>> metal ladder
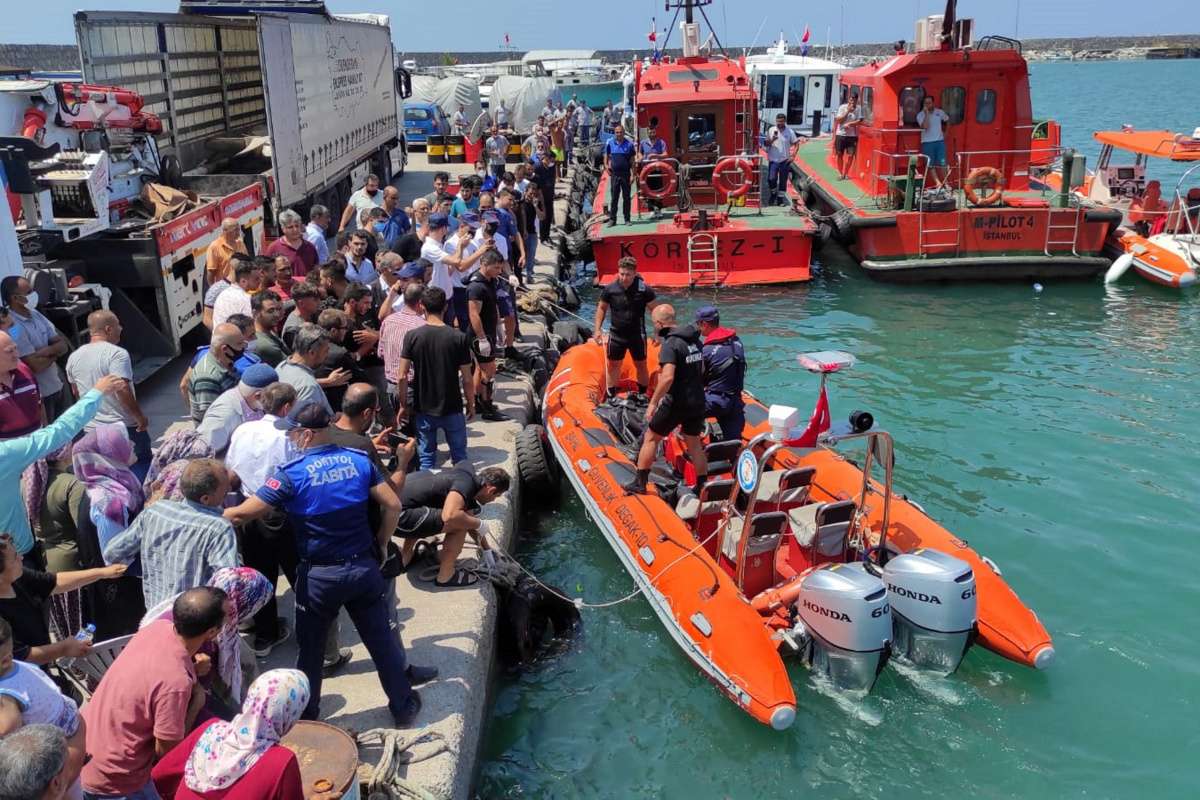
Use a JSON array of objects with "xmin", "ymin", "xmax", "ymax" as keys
[
  {"xmin": 917, "ymin": 207, "xmax": 961, "ymax": 256},
  {"xmin": 687, "ymin": 232, "xmax": 721, "ymax": 287},
  {"xmin": 1044, "ymin": 205, "xmax": 1083, "ymax": 256}
]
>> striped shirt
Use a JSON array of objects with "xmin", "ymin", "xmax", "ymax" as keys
[
  {"xmin": 102, "ymin": 499, "xmax": 240, "ymax": 609},
  {"xmin": 188, "ymin": 352, "xmax": 238, "ymax": 423},
  {"xmin": 378, "ymin": 305, "xmax": 426, "ymax": 383}
]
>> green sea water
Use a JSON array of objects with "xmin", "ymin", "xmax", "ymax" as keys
[{"xmin": 479, "ymin": 60, "xmax": 1200, "ymax": 799}]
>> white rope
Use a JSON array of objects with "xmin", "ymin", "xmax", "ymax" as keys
[{"xmin": 356, "ymin": 728, "xmax": 450, "ymax": 800}]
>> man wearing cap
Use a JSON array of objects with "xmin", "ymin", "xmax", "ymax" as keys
[
  {"xmin": 695, "ymin": 305, "xmax": 747, "ymax": 441},
  {"xmin": 421, "ymin": 213, "xmax": 489, "ymax": 331},
  {"xmin": 195, "ymin": 363, "xmax": 277, "ymax": 456},
  {"xmin": 379, "ymin": 260, "xmax": 425, "ymax": 321},
  {"xmin": 224, "ymin": 404, "xmax": 434, "ymax": 725}
]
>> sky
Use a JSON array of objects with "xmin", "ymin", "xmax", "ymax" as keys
[{"xmin": 10, "ymin": 1, "xmax": 1198, "ymax": 48}]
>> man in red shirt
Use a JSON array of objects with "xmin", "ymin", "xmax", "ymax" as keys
[
  {"xmin": 0, "ymin": 330, "xmax": 42, "ymax": 439},
  {"xmin": 81, "ymin": 587, "xmax": 227, "ymax": 799},
  {"xmin": 265, "ymin": 210, "xmax": 319, "ymax": 279}
]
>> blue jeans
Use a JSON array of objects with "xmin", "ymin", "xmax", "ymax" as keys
[
  {"xmin": 524, "ymin": 232, "xmax": 539, "ymax": 279},
  {"xmin": 128, "ymin": 427, "xmax": 152, "ymax": 483},
  {"xmin": 416, "ymin": 411, "xmax": 468, "ymax": 469},
  {"xmin": 84, "ymin": 781, "xmax": 161, "ymax": 800},
  {"xmin": 491, "ymin": 163, "xmax": 506, "ymax": 179},
  {"xmin": 451, "ymin": 286, "xmax": 470, "ymax": 332},
  {"xmin": 294, "ymin": 554, "xmax": 413, "ymax": 720}
]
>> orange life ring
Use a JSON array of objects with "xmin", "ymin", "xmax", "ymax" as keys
[
  {"xmin": 638, "ymin": 160, "xmax": 678, "ymax": 200},
  {"xmin": 964, "ymin": 166, "xmax": 1004, "ymax": 206},
  {"xmin": 713, "ymin": 157, "xmax": 755, "ymax": 198}
]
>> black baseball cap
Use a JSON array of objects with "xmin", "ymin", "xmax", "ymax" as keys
[{"xmin": 274, "ymin": 402, "xmax": 332, "ymax": 431}]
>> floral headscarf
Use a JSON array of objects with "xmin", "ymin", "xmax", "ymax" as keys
[
  {"xmin": 141, "ymin": 567, "xmax": 273, "ymax": 701},
  {"xmin": 72, "ymin": 424, "xmax": 144, "ymax": 526},
  {"xmin": 142, "ymin": 427, "xmax": 211, "ymax": 495},
  {"xmin": 184, "ymin": 669, "xmax": 310, "ymax": 793}
]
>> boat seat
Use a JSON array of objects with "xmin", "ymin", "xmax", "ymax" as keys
[
  {"xmin": 677, "ymin": 479, "xmax": 734, "ymax": 556},
  {"xmin": 788, "ymin": 500, "xmax": 856, "ymax": 565},
  {"xmin": 720, "ymin": 510, "xmax": 788, "ymax": 563},
  {"xmin": 741, "ymin": 512, "xmax": 790, "ymax": 596},
  {"xmin": 755, "ymin": 467, "xmax": 816, "ymax": 510},
  {"xmin": 704, "ymin": 439, "xmax": 742, "ymax": 476}
]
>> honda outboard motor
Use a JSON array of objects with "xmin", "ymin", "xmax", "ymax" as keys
[
  {"xmin": 792, "ymin": 563, "xmax": 891, "ymax": 691},
  {"xmin": 882, "ymin": 548, "xmax": 976, "ymax": 674}
]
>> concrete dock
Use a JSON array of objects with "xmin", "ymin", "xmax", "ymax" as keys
[{"xmin": 132, "ymin": 153, "xmax": 563, "ymax": 799}]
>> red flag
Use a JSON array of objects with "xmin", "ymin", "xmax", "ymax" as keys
[
  {"xmin": 801, "ymin": 25, "xmax": 811, "ymax": 43},
  {"xmin": 648, "ymin": 28, "xmax": 657, "ymax": 43},
  {"xmin": 504, "ymin": 32, "xmax": 510, "ymax": 45},
  {"xmin": 783, "ymin": 382, "xmax": 831, "ymax": 448}
]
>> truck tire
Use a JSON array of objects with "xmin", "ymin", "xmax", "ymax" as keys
[{"xmin": 516, "ymin": 424, "xmax": 559, "ymax": 496}]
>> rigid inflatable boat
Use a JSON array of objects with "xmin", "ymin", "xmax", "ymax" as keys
[{"xmin": 543, "ymin": 343, "xmax": 1053, "ymax": 729}]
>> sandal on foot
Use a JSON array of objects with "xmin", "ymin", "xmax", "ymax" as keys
[{"xmin": 434, "ymin": 568, "xmax": 479, "ymax": 588}]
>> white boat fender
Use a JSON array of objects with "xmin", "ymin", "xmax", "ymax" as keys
[{"xmin": 1104, "ymin": 253, "xmax": 1134, "ymax": 284}]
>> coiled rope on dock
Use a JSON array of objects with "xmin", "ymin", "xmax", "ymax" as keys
[{"xmin": 356, "ymin": 728, "xmax": 450, "ymax": 800}]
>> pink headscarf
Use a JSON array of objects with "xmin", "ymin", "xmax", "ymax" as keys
[
  {"xmin": 184, "ymin": 669, "xmax": 310, "ymax": 793},
  {"xmin": 72, "ymin": 424, "xmax": 144, "ymax": 525}
]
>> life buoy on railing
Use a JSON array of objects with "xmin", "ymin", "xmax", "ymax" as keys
[
  {"xmin": 963, "ymin": 166, "xmax": 1004, "ymax": 206},
  {"xmin": 638, "ymin": 160, "xmax": 678, "ymax": 200},
  {"xmin": 713, "ymin": 157, "xmax": 755, "ymax": 198}
]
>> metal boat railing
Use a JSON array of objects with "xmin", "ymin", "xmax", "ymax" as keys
[{"xmin": 631, "ymin": 152, "xmax": 770, "ymax": 220}]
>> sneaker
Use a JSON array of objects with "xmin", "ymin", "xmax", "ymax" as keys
[
  {"xmin": 391, "ymin": 691, "xmax": 422, "ymax": 727},
  {"xmin": 322, "ymin": 648, "xmax": 352, "ymax": 677},
  {"xmin": 406, "ymin": 664, "xmax": 438, "ymax": 686},
  {"xmin": 481, "ymin": 405, "xmax": 508, "ymax": 422},
  {"xmin": 250, "ymin": 620, "xmax": 292, "ymax": 658}
]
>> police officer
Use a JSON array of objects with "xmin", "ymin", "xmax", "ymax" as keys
[
  {"xmin": 603, "ymin": 123, "xmax": 637, "ymax": 226},
  {"xmin": 593, "ymin": 256, "xmax": 656, "ymax": 400},
  {"xmin": 623, "ymin": 304, "xmax": 709, "ymax": 496},
  {"xmin": 224, "ymin": 403, "xmax": 435, "ymax": 725},
  {"xmin": 694, "ymin": 305, "xmax": 747, "ymax": 441}
]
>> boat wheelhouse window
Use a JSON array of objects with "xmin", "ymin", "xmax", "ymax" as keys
[
  {"xmin": 860, "ymin": 86, "xmax": 874, "ymax": 125},
  {"xmin": 941, "ymin": 87, "xmax": 966, "ymax": 124},
  {"xmin": 976, "ymin": 89, "xmax": 997, "ymax": 124},
  {"xmin": 899, "ymin": 86, "xmax": 925, "ymax": 125},
  {"xmin": 823, "ymin": 75, "xmax": 834, "ymax": 109},
  {"xmin": 669, "ymin": 68, "xmax": 719, "ymax": 83},
  {"xmin": 686, "ymin": 113, "xmax": 718, "ymax": 148},
  {"xmin": 786, "ymin": 75, "xmax": 806, "ymax": 126},
  {"xmin": 761, "ymin": 74, "xmax": 785, "ymax": 109}
]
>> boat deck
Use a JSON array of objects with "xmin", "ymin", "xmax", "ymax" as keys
[
  {"xmin": 793, "ymin": 137, "xmax": 1060, "ymax": 218},
  {"xmin": 591, "ymin": 199, "xmax": 816, "ymax": 238}
]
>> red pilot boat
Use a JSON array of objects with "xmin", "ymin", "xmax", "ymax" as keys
[
  {"xmin": 789, "ymin": 1, "xmax": 1121, "ymax": 281},
  {"xmin": 587, "ymin": 0, "xmax": 817, "ymax": 288}
]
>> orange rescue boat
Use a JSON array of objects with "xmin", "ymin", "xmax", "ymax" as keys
[{"xmin": 543, "ymin": 342, "xmax": 1053, "ymax": 729}]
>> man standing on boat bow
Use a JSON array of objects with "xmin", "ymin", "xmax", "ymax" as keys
[
  {"xmin": 623, "ymin": 305, "xmax": 708, "ymax": 497},
  {"xmin": 594, "ymin": 256, "xmax": 656, "ymax": 400}
]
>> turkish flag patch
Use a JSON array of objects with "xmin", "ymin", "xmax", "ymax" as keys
[{"xmin": 265, "ymin": 477, "xmax": 281, "ymax": 491}]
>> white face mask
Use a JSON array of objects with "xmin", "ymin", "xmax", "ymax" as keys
[{"xmin": 25, "ymin": 291, "xmax": 39, "ymax": 309}]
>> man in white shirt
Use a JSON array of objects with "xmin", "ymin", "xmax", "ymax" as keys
[
  {"xmin": 342, "ymin": 230, "xmax": 377, "ymax": 284},
  {"xmin": 765, "ymin": 113, "xmax": 801, "ymax": 205},
  {"xmin": 338, "ymin": 174, "xmax": 383, "ymax": 232},
  {"xmin": 834, "ymin": 94, "xmax": 861, "ymax": 180},
  {"xmin": 211, "ymin": 259, "xmax": 260, "ymax": 329},
  {"xmin": 917, "ymin": 95, "xmax": 952, "ymax": 188},
  {"xmin": 305, "ymin": 206, "xmax": 331, "ymax": 262},
  {"xmin": 452, "ymin": 104, "xmax": 469, "ymax": 134},
  {"xmin": 421, "ymin": 213, "xmax": 489, "ymax": 330},
  {"xmin": 574, "ymin": 103, "xmax": 594, "ymax": 146},
  {"xmin": 224, "ymin": 381, "xmax": 298, "ymax": 655},
  {"xmin": 494, "ymin": 100, "xmax": 509, "ymax": 128}
]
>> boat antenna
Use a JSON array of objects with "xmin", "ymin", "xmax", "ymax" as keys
[
  {"xmin": 940, "ymin": 0, "xmax": 957, "ymax": 48},
  {"xmin": 746, "ymin": 15, "xmax": 768, "ymax": 56},
  {"xmin": 663, "ymin": 0, "xmax": 727, "ymax": 56}
]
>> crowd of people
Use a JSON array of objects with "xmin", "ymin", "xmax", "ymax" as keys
[{"xmin": 0, "ymin": 163, "xmax": 546, "ymax": 798}]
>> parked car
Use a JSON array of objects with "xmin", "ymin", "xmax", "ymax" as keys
[{"xmin": 403, "ymin": 101, "xmax": 449, "ymax": 147}]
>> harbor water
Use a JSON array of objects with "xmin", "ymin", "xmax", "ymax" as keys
[{"xmin": 479, "ymin": 60, "xmax": 1200, "ymax": 798}]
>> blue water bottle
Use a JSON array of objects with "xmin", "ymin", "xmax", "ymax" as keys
[{"xmin": 74, "ymin": 624, "xmax": 96, "ymax": 645}]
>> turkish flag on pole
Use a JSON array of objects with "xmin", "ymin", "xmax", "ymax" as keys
[
  {"xmin": 783, "ymin": 382, "xmax": 831, "ymax": 448},
  {"xmin": 504, "ymin": 32, "xmax": 510, "ymax": 44},
  {"xmin": 801, "ymin": 26, "xmax": 811, "ymax": 42},
  {"xmin": 648, "ymin": 17, "xmax": 657, "ymax": 43}
]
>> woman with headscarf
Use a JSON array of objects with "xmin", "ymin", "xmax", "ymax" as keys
[
  {"xmin": 142, "ymin": 567, "xmax": 273, "ymax": 716},
  {"xmin": 151, "ymin": 669, "xmax": 309, "ymax": 800},
  {"xmin": 71, "ymin": 423, "xmax": 145, "ymax": 551},
  {"xmin": 143, "ymin": 428, "xmax": 213, "ymax": 496}
]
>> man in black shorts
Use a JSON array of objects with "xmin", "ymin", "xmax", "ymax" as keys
[
  {"xmin": 834, "ymin": 93, "xmax": 861, "ymax": 180},
  {"xmin": 466, "ymin": 250, "xmax": 506, "ymax": 421},
  {"xmin": 623, "ymin": 304, "xmax": 709, "ymax": 496},
  {"xmin": 593, "ymin": 256, "xmax": 656, "ymax": 400},
  {"xmin": 396, "ymin": 462, "xmax": 511, "ymax": 587}
]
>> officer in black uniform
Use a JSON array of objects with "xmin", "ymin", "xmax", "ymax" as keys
[
  {"xmin": 695, "ymin": 305, "xmax": 747, "ymax": 441},
  {"xmin": 593, "ymin": 256, "xmax": 656, "ymax": 400},
  {"xmin": 623, "ymin": 304, "xmax": 709, "ymax": 495}
]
